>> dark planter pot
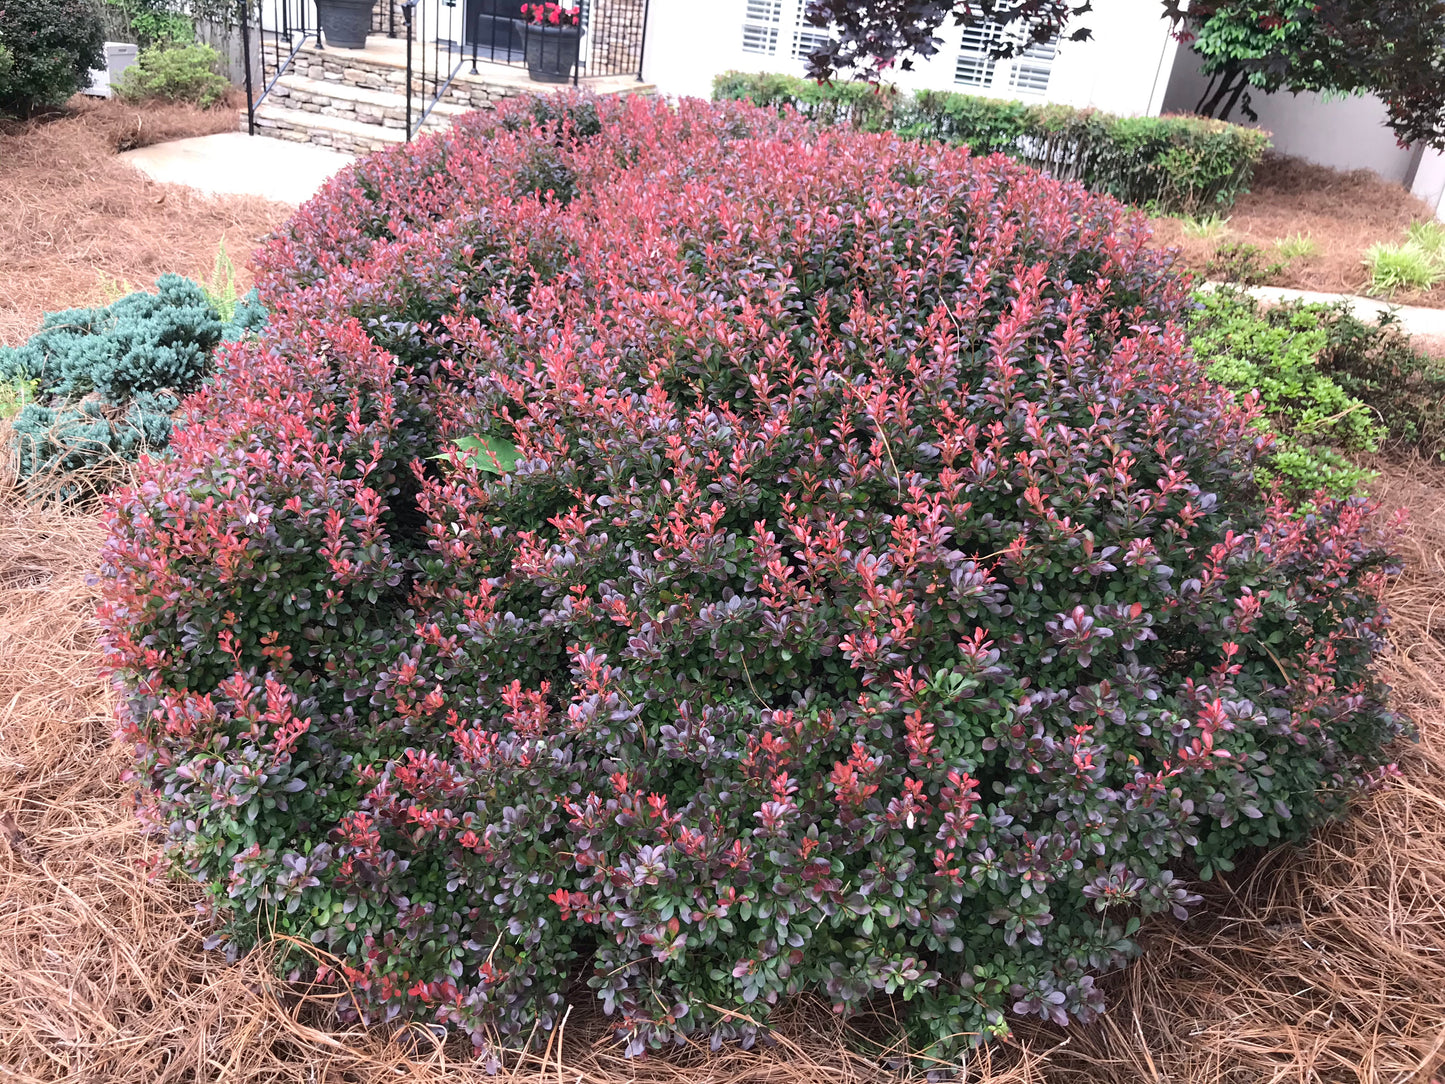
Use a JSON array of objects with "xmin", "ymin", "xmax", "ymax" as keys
[
  {"xmin": 518, "ymin": 20, "xmax": 581, "ymax": 83},
  {"xmin": 316, "ymin": 0, "xmax": 376, "ymax": 49}
]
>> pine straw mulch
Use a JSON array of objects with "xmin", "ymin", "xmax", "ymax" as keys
[
  {"xmin": 1151, "ymin": 152, "xmax": 1445, "ymax": 310},
  {"xmin": 0, "ymin": 95, "xmax": 292, "ymax": 348},
  {"xmin": 2, "ymin": 447, "xmax": 1444, "ymax": 1084}
]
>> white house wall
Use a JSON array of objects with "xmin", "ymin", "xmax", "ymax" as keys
[
  {"xmin": 1161, "ymin": 46, "xmax": 1416, "ymax": 184},
  {"xmin": 641, "ymin": 0, "xmax": 1179, "ymax": 116}
]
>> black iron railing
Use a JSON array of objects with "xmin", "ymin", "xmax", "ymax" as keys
[
  {"xmin": 238, "ymin": 0, "xmax": 651, "ymax": 143},
  {"xmin": 400, "ymin": 0, "xmax": 468, "ymax": 139},
  {"xmin": 238, "ymin": 0, "xmax": 317, "ymax": 135}
]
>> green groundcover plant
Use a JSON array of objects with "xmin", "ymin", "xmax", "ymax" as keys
[
  {"xmin": 0, "ymin": 274, "xmax": 264, "ymax": 487},
  {"xmin": 99, "ymin": 94, "xmax": 1402, "ymax": 1067},
  {"xmin": 1188, "ymin": 288, "xmax": 1383, "ymax": 498},
  {"xmin": 1190, "ymin": 288, "xmax": 1445, "ymax": 484}
]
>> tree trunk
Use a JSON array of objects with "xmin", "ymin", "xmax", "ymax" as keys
[{"xmin": 1196, "ymin": 61, "xmax": 1246, "ymax": 119}]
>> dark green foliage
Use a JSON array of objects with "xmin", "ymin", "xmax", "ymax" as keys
[
  {"xmin": 0, "ymin": 0, "xmax": 105, "ymax": 117},
  {"xmin": 712, "ymin": 70, "xmax": 1271, "ymax": 214},
  {"xmin": 101, "ymin": 0, "xmax": 193, "ymax": 47},
  {"xmin": 1204, "ymin": 241, "xmax": 1289, "ymax": 286},
  {"xmin": 1316, "ymin": 307, "xmax": 1445, "ymax": 459},
  {"xmin": 0, "ymin": 274, "xmax": 265, "ymax": 485},
  {"xmin": 115, "ymin": 41, "xmax": 228, "ymax": 107},
  {"xmin": 1189, "ymin": 289, "xmax": 1381, "ymax": 497}
]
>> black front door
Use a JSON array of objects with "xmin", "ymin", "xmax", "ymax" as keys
[{"xmin": 465, "ymin": 0, "xmax": 525, "ymax": 58}]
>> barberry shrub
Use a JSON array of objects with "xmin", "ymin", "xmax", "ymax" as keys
[{"xmin": 100, "ymin": 94, "xmax": 1403, "ymax": 1064}]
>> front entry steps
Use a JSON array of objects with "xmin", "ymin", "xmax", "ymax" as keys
[{"xmin": 242, "ymin": 37, "xmax": 655, "ymax": 154}]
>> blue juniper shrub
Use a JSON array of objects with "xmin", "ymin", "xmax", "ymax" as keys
[{"xmin": 0, "ymin": 274, "xmax": 264, "ymax": 485}]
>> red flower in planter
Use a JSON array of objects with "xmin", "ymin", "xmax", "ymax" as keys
[{"xmin": 519, "ymin": 1, "xmax": 579, "ymax": 26}]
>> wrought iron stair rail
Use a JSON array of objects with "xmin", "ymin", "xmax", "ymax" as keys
[
  {"xmin": 400, "ymin": 0, "xmax": 469, "ymax": 140},
  {"xmin": 238, "ymin": 0, "xmax": 317, "ymax": 135}
]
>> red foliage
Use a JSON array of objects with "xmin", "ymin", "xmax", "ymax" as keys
[{"xmin": 98, "ymin": 94, "xmax": 1403, "ymax": 1064}]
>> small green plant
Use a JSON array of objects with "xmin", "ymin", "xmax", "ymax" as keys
[
  {"xmin": 204, "ymin": 238, "xmax": 238, "ymax": 322},
  {"xmin": 0, "ymin": 376, "xmax": 36, "ymax": 420},
  {"xmin": 1190, "ymin": 288, "xmax": 1383, "ymax": 497},
  {"xmin": 1364, "ymin": 241, "xmax": 1442, "ymax": 296},
  {"xmin": 1274, "ymin": 232, "xmax": 1319, "ymax": 262},
  {"xmin": 1405, "ymin": 219, "xmax": 1445, "ymax": 258},
  {"xmin": 1206, "ymin": 241, "xmax": 1288, "ymax": 286},
  {"xmin": 115, "ymin": 42, "xmax": 228, "ymax": 108},
  {"xmin": 1182, "ymin": 212, "xmax": 1231, "ymax": 239},
  {"xmin": 96, "ymin": 270, "xmax": 138, "ymax": 305}
]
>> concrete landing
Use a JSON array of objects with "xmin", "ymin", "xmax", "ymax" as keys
[{"xmin": 119, "ymin": 132, "xmax": 355, "ymax": 206}]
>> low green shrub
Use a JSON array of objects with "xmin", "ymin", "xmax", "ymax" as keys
[
  {"xmin": 0, "ymin": 274, "xmax": 264, "ymax": 488},
  {"xmin": 1189, "ymin": 289, "xmax": 1382, "ymax": 497},
  {"xmin": 1205, "ymin": 241, "xmax": 1289, "ymax": 286},
  {"xmin": 712, "ymin": 71, "xmax": 1271, "ymax": 215},
  {"xmin": 1317, "ymin": 308, "xmax": 1445, "ymax": 459},
  {"xmin": 0, "ymin": 0, "xmax": 105, "ymax": 118},
  {"xmin": 0, "ymin": 374, "xmax": 35, "ymax": 420},
  {"xmin": 115, "ymin": 41, "xmax": 228, "ymax": 107}
]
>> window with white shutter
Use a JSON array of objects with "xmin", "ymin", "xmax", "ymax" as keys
[
  {"xmin": 954, "ymin": 19, "xmax": 1005, "ymax": 88},
  {"xmin": 742, "ymin": 0, "xmax": 783, "ymax": 55},
  {"xmin": 954, "ymin": 17, "xmax": 1059, "ymax": 97},
  {"xmin": 785, "ymin": 0, "xmax": 828, "ymax": 60},
  {"xmin": 1009, "ymin": 36, "xmax": 1057, "ymax": 95}
]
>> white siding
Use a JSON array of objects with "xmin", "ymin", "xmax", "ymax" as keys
[{"xmin": 641, "ymin": 0, "xmax": 1180, "ymax": 116}]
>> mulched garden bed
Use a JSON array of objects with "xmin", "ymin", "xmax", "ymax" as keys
[{"xmin": 1152, "ymin": 152, "xmax": 1445, "ymax": 307}]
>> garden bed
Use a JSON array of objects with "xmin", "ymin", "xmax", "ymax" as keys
[
  {"xmin": 3, "ymin": 92, "xmax": 1444, "ymax": 1082},
  {"xmin": 2, "ymin": 94, "xmax": 1444, "ymax": 1082},
  {"xmin": 0, "ymin": 94, "xmax": 290, "ymax": 347},
  {"xmin": 1153, "ymin": 153, "xmax": 1445, "ymax": 307},
  {"xmin": 1, "ymin": 447, "xmax": 1441, "ymax": 1083}
]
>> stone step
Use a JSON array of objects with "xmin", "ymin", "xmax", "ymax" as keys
[
  {"xmin": 270, "ymin": 74, "xmax": 474, "ymax": 129},
  {"xmin": 247, "ymin": 101, "xmax": 450, "ymax": 155}
]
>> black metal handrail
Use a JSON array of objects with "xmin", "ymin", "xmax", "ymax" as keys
[
  {"xmin": 236, "ymin": 0, "xmax": 652, "ymax": 143},
  {"xmin": 238, "ymin": 0, "xmax": 316, "ymax": 136},
  {"xmin": 400, "ymin": 0, "xmax": 468, "ymax": 140}
]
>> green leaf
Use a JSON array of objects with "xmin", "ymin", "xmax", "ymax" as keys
[{"xmin": 445, "ymin": 435, "xmax": 521, "ymax": 475}]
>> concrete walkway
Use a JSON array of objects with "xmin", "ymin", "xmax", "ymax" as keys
[
  {"xmin": 119, "ymin": 132, "xmax": 355, "ymax": 207},
  {"xmin": 1209, "ymin": 282, "xmax": 1445, "ymax": 338}
]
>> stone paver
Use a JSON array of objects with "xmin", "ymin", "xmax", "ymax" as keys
[{"xmin": 119, "ymin": 132, "xmax": 355, "ymax": 207}]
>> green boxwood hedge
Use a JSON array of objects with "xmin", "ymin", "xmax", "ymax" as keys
[{"xmin": 712, "ymin": 71, "xmax": 1271, "ymax": 215}]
